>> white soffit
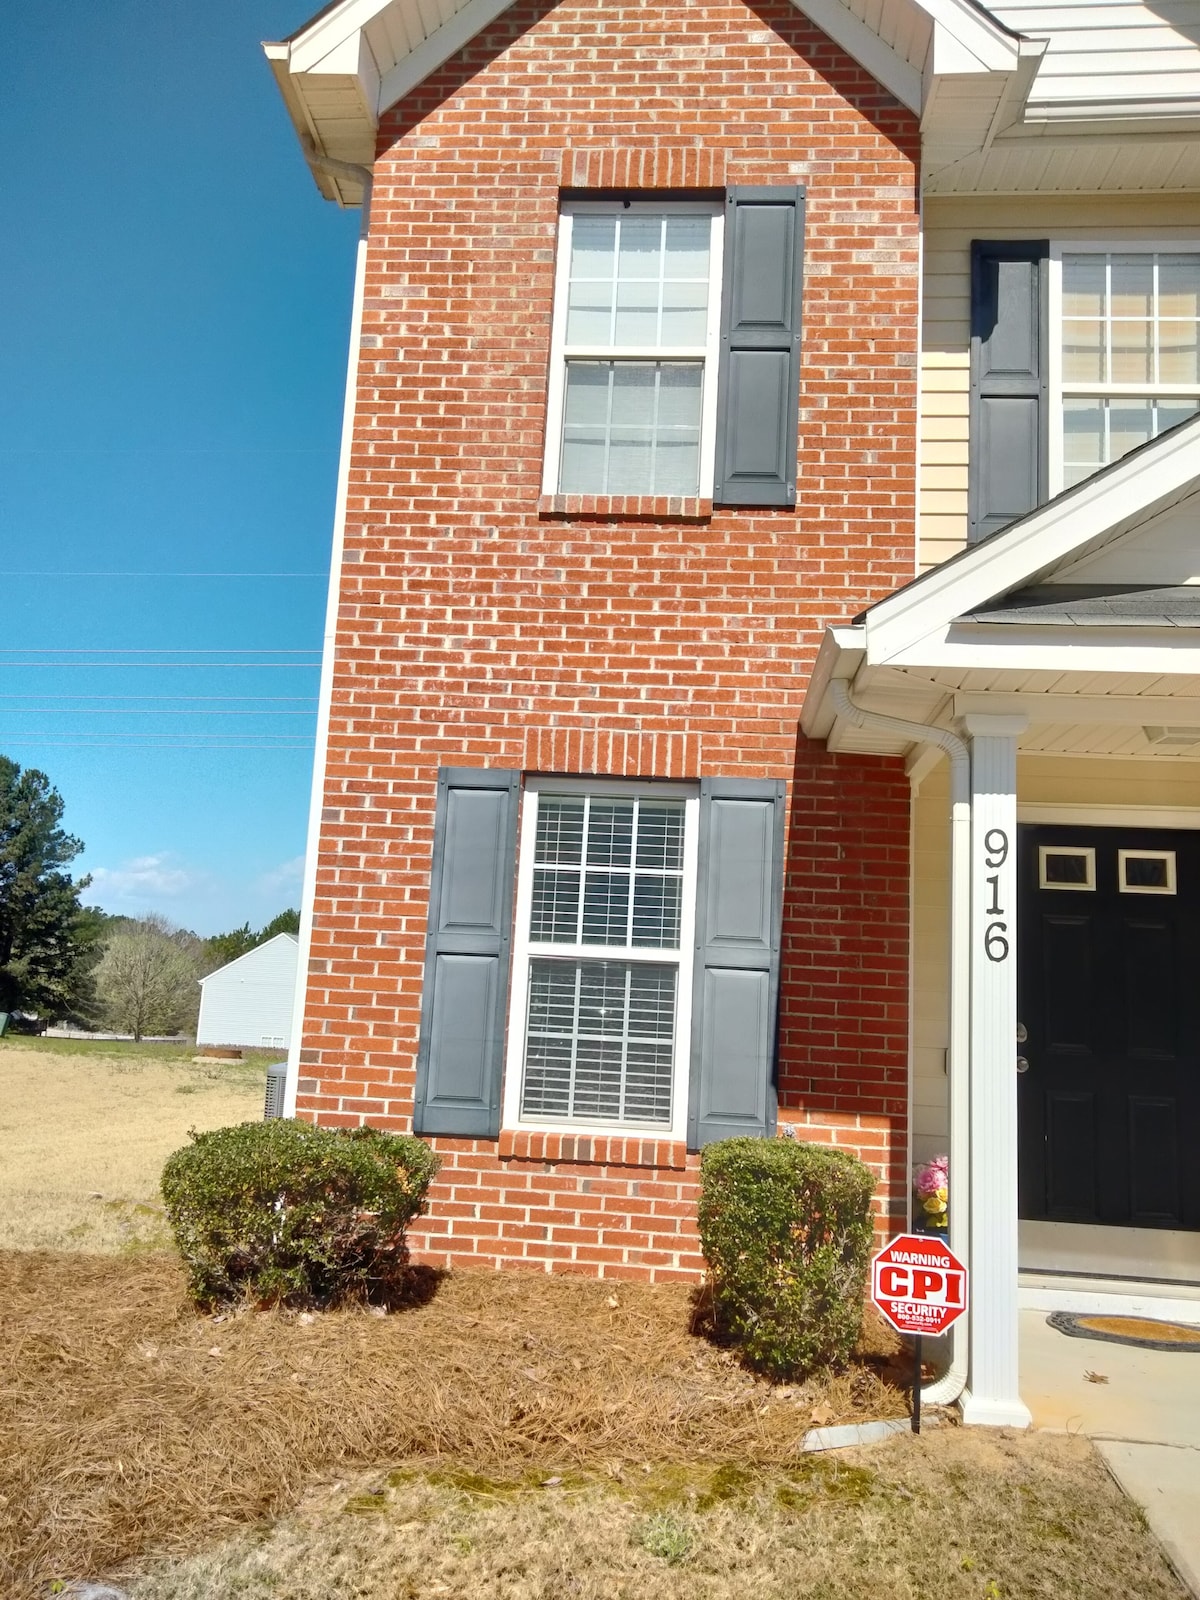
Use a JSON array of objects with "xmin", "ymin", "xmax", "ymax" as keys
[{"xmin": 863, "ymin": 415, "xmax": 1200, "ymax": 667}]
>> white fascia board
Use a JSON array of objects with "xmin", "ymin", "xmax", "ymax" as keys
[
  {"xmin": 377, "ymin": 0, "xmax": 521, "ymax": 113},
  {"xmin": 865, "ymin": 419, "xmax": 1200, "ymax": 667},
  {"xmin": 954, "ymin": 693, "xmax": 1200, "ymax": 726},
  {"xmin": 287, "ymin": 0, "xmax": 394, "ymax": 75},
  {"xmin": 790, "ymin": 0, "xmax": 923, "ymax": 113},
  {"xmin": 920, "ymin": 0, "xmax": 1019, "ymax": 73},
  {"xmin": 799, "ymin": 625, "xmax": 865, "ymax": 740},
  {"xmin": 881, "ymin": 623, "xmax": 1200, "ymax": 679}
]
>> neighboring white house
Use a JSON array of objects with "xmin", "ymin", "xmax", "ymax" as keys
[{"xmin": 197, "ymin": 933, "xmax": 299, "ymax": 1051}]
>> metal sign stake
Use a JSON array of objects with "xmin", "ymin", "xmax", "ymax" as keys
[{"xmin": 912, "ymin": 1334, "xmax": 922, "ymax": 1434}]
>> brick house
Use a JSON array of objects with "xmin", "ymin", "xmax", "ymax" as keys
[{"xmin": 267, "ymin": 0, "xmax": 1200, "ymax": 1425}]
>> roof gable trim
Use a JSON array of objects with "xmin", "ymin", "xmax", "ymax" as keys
[{"xmin": 865, "ymin": 416, "xmax": 1200, "ymax": 665}]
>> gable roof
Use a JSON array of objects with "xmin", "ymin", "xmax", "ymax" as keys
[
  {"xmin": 198, "ymin": 931, "xmax": 300, "ymax": 987},
  {"xmin": 861, "ymin": 411, "xmax": 1200, "ymax": 666},
  {"xmin": 263, "ymin": 0, "xmax": 1027, "ymax": 204}
]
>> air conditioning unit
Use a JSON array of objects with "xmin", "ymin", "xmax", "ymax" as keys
[{"xmin": 264, "ymin": 1061, "xmax": 288, "ymax": 1120}]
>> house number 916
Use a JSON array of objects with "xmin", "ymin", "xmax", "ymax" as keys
[{"xmin": 983, "ymin": 827, "xmax": 1010, "ymax": 963}]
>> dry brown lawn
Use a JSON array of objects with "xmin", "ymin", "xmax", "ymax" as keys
[
  {"xmin": 1, "ymin": 1252, "xmax": 1185, "ymax": 1600},
  {"xmin": 0, "ymin": 1039, "xmax": 265, "ymax": 1252}
]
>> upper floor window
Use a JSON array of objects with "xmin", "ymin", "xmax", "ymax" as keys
[
  {"xmin": 542, "ymin": 202, "xmax": 724, "ymax": 499},
  {"xmin": 1053, "ymin": 246, "xmax": 1200, "ymax": 490}
]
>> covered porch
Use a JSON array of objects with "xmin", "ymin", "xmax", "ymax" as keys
[{"xmin": 802, "ymin": 414, "xmax": 1200, "ymax": 1426}]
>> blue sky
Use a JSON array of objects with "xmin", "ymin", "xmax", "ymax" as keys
[{"xmin": 2, "ymin": 2, "xmax": 360, "ymax": 934}]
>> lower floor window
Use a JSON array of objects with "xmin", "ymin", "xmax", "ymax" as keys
[{"xmin": 503, "ymin": 780, "xmax": 698, "ymax": 1137}]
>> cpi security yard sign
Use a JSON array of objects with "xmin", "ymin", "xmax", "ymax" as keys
[
  {"xmin": 871, "ymin": 1233, "xmax": 968, "ymax": 1432},
  {"xmin": 871, "ymin": 1233, "xmax": 968, "ymax": 1337}
]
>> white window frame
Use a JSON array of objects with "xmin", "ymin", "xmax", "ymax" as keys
[
  {"xmin": 502, "ymin": 775, "xmax": 700, "ymax": 1142},
  {"xmin": 541, "ymin": 201, "xmax": 725, "ymax": 499},
  {"xmin": 1118, "ymin": 848, "xmax": 1177, "ymax": 896},
  {"xmin": 1048, "ymin": 239, "xmax": 1200, "ymax": 495}
]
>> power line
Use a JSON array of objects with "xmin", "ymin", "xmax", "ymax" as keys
[
  {"xmin": 0, "ymin": 694, "xmax": 318, "ymax": 701},
  {"xmin": 2, "ymin": 663, "xmax": 321, "ymax": 670},
  {"xmin": 0, "ymin": 708, "xmax": 316, "ymax": 716},
  {"xmin": 6, "ymin": 571, "xmax": 326, "ymax": 578},
  {"xmin": 0, "ymin": 647, "xmax": 321, "ymax": 654}
]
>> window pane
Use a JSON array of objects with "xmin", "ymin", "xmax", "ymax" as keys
[
  {"xmin": 607, "ymin": 433, "xmax": 654, "ymax": 495},
  {"xmin": 1062, "ymin": 319, "xmax": 1104, "ymax": 383},
  {"xmin": 1063, "ymin": 398, "xmax": 1104, "ymax": 484},
  {"xmin": 582, "ymin": 870, "xmax": 630, "ymax": 944},
  {"xmin": 570, "ymin": 216, "xmax": 616, "ymax": 279},
  {"xmin": 610, "ymin": 364, "xmax": 656, "ymax": 428},
  {"xmin": 1110, "ymin": 399, "xmax": 1154, "ymax": 458},
  {"xmin": 1110, "ymin": 319, "xmax": 1153, "ymax": 383},
  {"xmin": 520, "ymin": 958, "xmax": 676, "ymax": 1125},
  {"xmin": 660, "ymin": 282, "xmax": 709, "ymax": 347},
  {"xmin": 536, "ymin": 796, "xmax": 585, "ymax": 865},
  {"xmin": 1158, "ymin": 321, "xmax": 1199, "ymax": 385},
  {"xmin": 1063, "ymin": 256, "xmax": 1105, "ymax": 318},
  {"xmin": 617, "ymin": 215, "xmax": 663, "ymax": 283},
  {"xmin": 587, "ymin": 801, "xmax": 634, "ymax": 867},
  {"xmin": 565, "ymin": 288, "xmax": 614, "ymax": 347},
  {"xmin": 530, "ymin": 869, "xmax": 580, "ymax": 942},
  {"xmin": 1110, "ymin": 255, "xmax": 1153, "ymax": 317},
  {"xmin": 663, "ymin": 216, "xmax": 711, "ymax": 279},
  {"xmin": 1158, "ymin": 256, "xmax": 1200, "ymax": 319},
  {"xmin": 614, "ymin": 281, "xmax": 661, "ymax": 347},
  {"xmin": 636, "ymin": 802, "xmax": 685, "ymax": 871},
  {"xmin": 632, "ymin": 875, "xmax": 682, "ymax": 947},
  {"xmin": 1158, "ymin": 399, "xmax": 1200, "ymax": 434}
]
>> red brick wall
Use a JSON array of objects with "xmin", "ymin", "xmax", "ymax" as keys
[{"xmin": 297, "ymin": 0, "xmax": 920, "ymax": 1279}]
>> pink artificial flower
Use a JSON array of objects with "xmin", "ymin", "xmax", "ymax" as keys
[{"xmin": 915, "ymin": 1156, "xmax": 949, "ymax": 1197}]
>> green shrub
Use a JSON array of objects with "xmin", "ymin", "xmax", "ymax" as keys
[
  {"xmin": 697, "ymin": 1137, "xmax": 875, "ymax": 1381},
  {"xmin": 161, "ymin": 1119, "xmax": 440, "ymax": 1309}
]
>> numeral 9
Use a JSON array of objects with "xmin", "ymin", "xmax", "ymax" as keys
[{"xmin": 984, "ymin": 828, "xmax": 1008, "ymax": 869}]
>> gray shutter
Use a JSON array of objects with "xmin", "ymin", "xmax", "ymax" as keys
[
  {"xmin": 713, "ymin": 186, "xmax": 806, "ymax": 508},
  {"xmin": 412, "ymin": 767, "xmax": 519, "ymax": 1138},
  {"xmin": 687, "ymin": 777, "xmax": 786, "ymax": 1149},
  {"xmin": 969, "ymin": 240, "xmax": 1049, "ymax": 542}
]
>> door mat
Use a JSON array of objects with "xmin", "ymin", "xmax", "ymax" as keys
[{"xmin": 1047, "ymin": 1311, "xmax": 1200, "ymax": 1352}]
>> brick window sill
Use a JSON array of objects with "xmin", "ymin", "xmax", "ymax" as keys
[
  {"xmin": 499, "ymin": 1128, "xmax": 688, "ymax": 1170},
  {"xmin": 538, "ymin": 494, "xmax": 712, "ymax": 523}
]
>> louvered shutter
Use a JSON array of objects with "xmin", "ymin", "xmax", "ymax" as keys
[
  {"xmin": 713, "ymin": 187, "xmax": 806, "ymax": 508},
  {"xmin": 687, "ymin": 777, "xmax": 786, "ymax": 1148},
  {"xmin": 969, "ymin": 240, "xmax": 1049, "ymax": 542},
  {"xmin": 412, "ymin": 767, "xmax": 519, "ymax": 1138}
]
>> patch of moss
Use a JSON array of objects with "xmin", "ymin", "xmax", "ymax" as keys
[{"xmin": 343, "ymin": 1492, "xmax": 389, "ymax": 1515}]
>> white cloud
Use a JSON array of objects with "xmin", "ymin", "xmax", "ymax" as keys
[
  {"xmin": 91, "ymin": 854, "xmax": 198, "ymax": 901},
  {"xmin": 255, "ymin": 855, "xmax": 305, "ymax": 899}
]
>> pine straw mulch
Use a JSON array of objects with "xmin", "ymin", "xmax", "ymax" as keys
[{"xmin": 0, "ymin": 1249, "xmax": 907, "ymax": 1598}]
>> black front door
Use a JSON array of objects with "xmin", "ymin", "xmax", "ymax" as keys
[{"xmin": 1018, "ymin": 825, "xmax": 1200, "ymax": 1231}]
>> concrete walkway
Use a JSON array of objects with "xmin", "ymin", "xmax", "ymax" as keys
[{"xmin": 1020, "ymin": 1307, "xmax": 1200, "ymax": 1596}]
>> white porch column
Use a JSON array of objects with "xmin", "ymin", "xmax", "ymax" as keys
[{"xmin": 960, "ymin": 714, "xmax": 1032, "ymax": 1429}]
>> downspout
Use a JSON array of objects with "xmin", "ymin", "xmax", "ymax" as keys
[
  {"xmin": 828, "ymin": 679, "xmax": 970, "ymax": 1407},
  {"xmin": 283, "ymin": 155, "xmax": 374, "ymax": 1117}
]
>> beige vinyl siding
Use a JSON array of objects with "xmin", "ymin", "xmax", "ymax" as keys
[
  {"xmin": 919, "ymin": 195, "xmax": 1200, "ymax": 571},
  {"xmin": 911, "ymin": 754, "xmax": 1200, "ymax": 1160},
  {"xmin": 989, "ymin": 1, "xmax": 1200, "ymax": 112}
]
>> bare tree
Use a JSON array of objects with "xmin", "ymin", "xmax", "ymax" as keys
[{"xmin": 93, "ymin": 914, "xmax": 202, "ymax": 1041}]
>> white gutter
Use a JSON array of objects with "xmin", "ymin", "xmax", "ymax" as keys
[
  {"xmin": 828, "ymin": 679, "xmax": 970, "ymax": 1407},
  {"xmin": 283, "ymin": 155, "xmax": 374, "ymax": 1118}
]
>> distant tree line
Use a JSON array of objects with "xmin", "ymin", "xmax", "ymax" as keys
[{"xmin": 0, "ymin": 754, "xmax": 298, "ymax": 1039}]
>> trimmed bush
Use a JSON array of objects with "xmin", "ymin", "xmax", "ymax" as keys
[
  {"xmin": 697, "ymin": 1137, "xmax": 875, "ymax": 1380},
  {"xmin": 161, "ymin": 1119, "xmax": 440, "ymax": 1309}
]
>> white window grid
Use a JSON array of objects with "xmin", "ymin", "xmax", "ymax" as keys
[
  {"xmin": 502, "ymin": 776, "xmax": 699, "ymax": 1141},
  {"xmin": 541, "ymin": 201, "xmax": 724, "ymax": 499},
  {"xmin": 1048, "ymin": 241, "xmax": 1200, "ymax": 493}
]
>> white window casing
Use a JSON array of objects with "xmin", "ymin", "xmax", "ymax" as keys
[
  {"xmin": 502, "ymin": 776, "xmax": 699, "ymax": 1142},
  {"xmin": 542, "ymin": 202, "xmax": 724, "ymax": 499}
]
